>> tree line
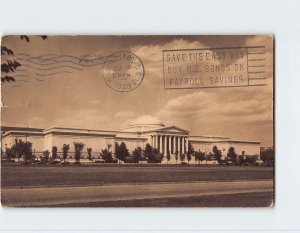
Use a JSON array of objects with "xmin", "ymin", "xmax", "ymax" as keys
[{"xmin": 2, "ymin": 139, "xmax": 274, "ymax": 166}]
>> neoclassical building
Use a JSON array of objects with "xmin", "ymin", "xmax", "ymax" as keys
[{"xmin": 1, "ymin": 116, "xmax": 260, "ymax": 163}]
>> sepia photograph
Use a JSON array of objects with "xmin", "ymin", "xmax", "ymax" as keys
[{"xmin": 1, "ymin": 35, "xmax": 274, "ymax": 207}]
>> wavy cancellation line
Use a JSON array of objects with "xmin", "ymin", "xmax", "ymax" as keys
[
  {"xmin": 15, "ymin": 53, "xmax": 108, "ymax": 67},
  {"xmin": 17, "ymin": 53, "xmax": 108, "ymax": 62},
  {"xmin": 35, "ymin": 71, "xmax": 73, "ymax": 76},
  {"xmin": 21, "ymin": 64, "xmax": 82, "ymax": 71},
  {"xmin": 10, "ymin": 69, "xmax": 75, "ymax": 85}
]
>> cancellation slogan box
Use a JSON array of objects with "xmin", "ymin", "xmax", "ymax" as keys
[
  {"xmin": 1, "ymin": 35, "xmax": 273, "ymax": 207},
  {"xmin": 163, "ymin": 47, "xmax": 267, "ymax": 89}
]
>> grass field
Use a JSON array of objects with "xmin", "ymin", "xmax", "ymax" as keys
[{"xmin": 1, "ymin": 163, "xmax": 274, "ymax": 188}]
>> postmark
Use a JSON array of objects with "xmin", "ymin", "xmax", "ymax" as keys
[
  {"xmin": 103, "ymin": 51, "xmax": 145, "ymax": 92},
  {"xmin": 163, "ymin": 46, "xmax": 267, "ymax": 89}
]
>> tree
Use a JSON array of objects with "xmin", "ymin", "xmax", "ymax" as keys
[
  {"xmin": 132, "ymin": 147, "xmax": 143, "ymax": 163},
  {"xmin": 195, "ymin": 150, "xmax": 205, "ymax": 165},
  {"xmin": 115, "ymin": 142, "xmax": 129, "ymax": 162},
  {"xmin": 145, "ymin": 144, "xmax": 163, "ymax": 163},
  {"xmin": 42, "ymin": 150, "xmax": 50, "ymax": 163},
  {"xmin": 5, "ymin": 147, "xmax": 16, "ymax": 160},
  {"xmin": 180, "ymin": 153, "xmax": 185, "ymax": 163},
  {"xmin": 260, "ymin": 148, "xmax": 274, "ymax": 166},
  {"xmin": 205, "ymin": 152, "xmax": 213, "ymax": 164},
  {"xmin": 52, "ymin": 146, "xmax": 58, "ymax": 161},
  {"xmin": 245, "ymin": 155, "xmax": 258, "ymax": 166},
  {"xmin": 12, "ymin": 139, "xmax": 21, "ymax": 162},
  {"xmin": 194, "ymin": 151, "xmax": 199, "ymax": 164},
  {"xmin": 74, "ymin": 142, "xmax": 85, "ymax": 164},
  {"xmin": 175, "ymin": 150, "xmax": 179, "ymax": 164},
  {"xmin": 213, "ymin": 145, "xmax": 222, "ymax": 163},
  {"xmin": 144, "ymin": 143, "xmax": 154, "ymax": 161},
  {"xmin": 12, "ymin": 139, "xmax": 33, "ymax": 163},
  {"xmin": 87, "ymin": 147, "xmax": 93, "ymax": 161},
  {"xmin": 153, "ymin": 148, "xmax": 163, "ymax": 163},
  {"xmin": 237, "ymin": 155, "xmax": 245, "ymax": 165},
  {"xmin": 199, "ymin": 151, "xmax": 206, "ymax": 164},
  {"xmin": 1, "ymin": 35, "xmax": 47, "ymax": 83},
  {"xmin": 166, "ymin": 150, "xmax": 171, "ymax": 164},
  {"xmin": 187, "ymin": 142, "xmax": 194, "ymax": 164},
  {"xmin": 227, "ymin": 146, "xmax": 237, "ymax": 164},
  {"xmin": 62, "ymin": 144, "xmax": 70, "ymax": 163},
  {"xmin": 100, "ymin": 149, "xmax": 113, "ymax": 163},
  {"xmin": 187, "ymin": 153, "xmax": 192, "ymax": 164}
]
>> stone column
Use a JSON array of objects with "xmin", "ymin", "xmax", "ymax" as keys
[
  {"xmin": 184, "ymin": 137, "xmax": 187, "ymax": 154},
  {"xmin": 182, "ymin": 136, "xmax": 185, "ymax": 154},
  {"xmin": 170, "ymin": 136, "xmax": 174, "ymax": 154},
  {"xmin": 160, "ymin": 135, "xmax": 163, "ymax": 153},
  {"xmin": 164, "ymin": 135, "xmax": 167, "ymax": 155},
  {"xmin": 174, "ymin": 136, "xmax": 176, "ymax": 153},
  {"xmin": 157, "ymin": 135, "xmax": 160, "ymax": 152},
  {"xmin": 168, "ymin": 136, "xmax": 171, "ymax": 154},
  {"xmin": 180, "ymin": 137, "xmax": 183, "ymax": 154},
  {"xmin": 178, "ymin": 136, "xmax": 181, "ymax": 153},
  {"xmin": 161, "ymin": 136, "xmax": 165, "ymax": 154},
  {"xmin": 176, "ymin": 136, "xmax": 179, "ymax": 153},
  {"xmin": 165, "ymin": 135, "xmax": 168, "ymax": 154},
  {"xmin": 165, "ymin": 136, "xmax": 168, "ymax": 154}
]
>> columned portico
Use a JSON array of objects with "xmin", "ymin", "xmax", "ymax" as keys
[{"xmin": 151, "ymin": 133, "xmax": 188, "ymax": 156}]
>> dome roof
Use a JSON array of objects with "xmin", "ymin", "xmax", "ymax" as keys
[{"xmin": 130, "ymin": 115, "xmax": 165, "ymax": 127}]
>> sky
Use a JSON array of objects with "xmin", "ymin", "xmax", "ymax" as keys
[{"xmin": 1, "ymin": 35, "xmax": 273, "ymax": 146}]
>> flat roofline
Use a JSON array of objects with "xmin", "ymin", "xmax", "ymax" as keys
[
  {"xmin": 2, "ymin": 131, "xmax": 44, "ymax": 138},
  {"xmin": 115, "ymin": 137, "xmax": 147, "ymax": 141},
  {"xmin": 1, "ymin": 126, "xmax": 44, "ymax": 132},
  {"xmin": 44, "ymin": 127, "xmax": 146, "ymax": 135},
  {"xmin": 189, "ymin": 135, "xmax": 230, "ymax": 139},
  {"xmin": 190, "ymin": 139, "xmax": 261, "ymax": 144},
  {"xmin": 44, "ymin": 126, "xmax": 118, "ymax": 133},
  {"xmin": 2, "ymin": 125, "xmax": 173, "ymax": 136}
]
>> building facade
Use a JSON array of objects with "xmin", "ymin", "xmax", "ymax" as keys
[{"xmin": 1, "ymin": 116, "xmax": 260, "ymax": 163}]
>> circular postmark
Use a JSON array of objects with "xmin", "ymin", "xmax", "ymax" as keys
[{"xmin": 103, "ymin": 51, "xmax": 145, "ymax": 92}]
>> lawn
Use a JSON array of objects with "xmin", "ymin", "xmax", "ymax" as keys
[{"xmin": 1, "ymin": 163, "xmax": 274, "ymax": 188}]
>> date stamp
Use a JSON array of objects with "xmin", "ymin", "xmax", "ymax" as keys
[
  {"xmin": 163, "ymin": 46, "xmax": 267, "ymax": 89},
  {"xmin": 103, "ymin": 51, "xmax": 145, "ymax": 92}
]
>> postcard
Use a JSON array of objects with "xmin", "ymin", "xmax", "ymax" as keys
[{"xmin": 1, "ymin": 35, "xmax": 274, "ymax": 207}]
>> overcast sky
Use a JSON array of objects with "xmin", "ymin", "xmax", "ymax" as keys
[{"xmin": 1, "ymin": 35, "xmax": 273, "ymax": 146}]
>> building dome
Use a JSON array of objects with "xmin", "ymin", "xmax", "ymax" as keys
[{"xmin": 130, "ymin": 115, "xmax": 165, "ymax": 127}]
